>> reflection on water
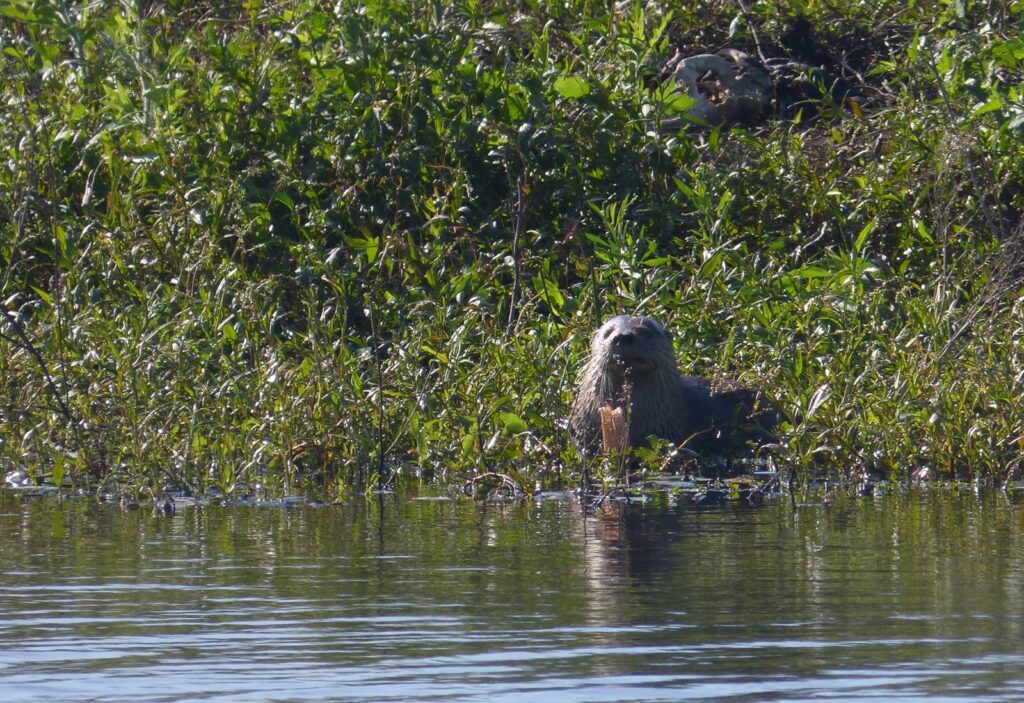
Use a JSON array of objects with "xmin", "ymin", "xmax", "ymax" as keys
[{"xmin": 0, "ymin": 488, "xmax": 1023, "ymax": 702}]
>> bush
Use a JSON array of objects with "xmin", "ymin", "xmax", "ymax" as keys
[{"xmin": 2, "ymin": 0, "xmax": 1023, "ymax": 496}]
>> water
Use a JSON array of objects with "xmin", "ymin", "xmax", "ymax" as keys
[{"xmin": 0, "ymin": 487, "xmax": 1022, "ymax": 702}]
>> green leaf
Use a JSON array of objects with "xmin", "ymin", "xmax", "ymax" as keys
[
  {"xmin": 461, "ymin": 424, "xmax": 477, "ymax": 457},
  {"xmin": 673, "ymin": 178, "xmax": 696, "ymax": 200},
  {"xmin": 792, "ymin": 266, "xmax": 831, "ymax": 279},
  {"xmin": 30, "ymin": 286, "xmax": 54, "ymax": 305},
  {"xmin": 218, "ymin": 316, "xmax": 237, "ymax": 341},
  {"xmin": 915, "ymin": 219, "xmax": 934, "ymax": 244},
  {"xmin": 854, "ymin": 218, "xmax": 877, "ymax": 253},
  {"xmin": 806, "ymin": 384, "xmax": 832, "ymax": 419},
  {"xmin": 973, "ymin": 96, "xmax": 1003, "ymax": 116},
  {"xmin": 498, "ymin": 412, "xmax": 528, "ymax": 435},
  {"xmin": 420, "ymin": 344, "xmax": 449, "ymax": 364},
  {"xmin": 53, "ymin": 453, "xmax": 65, "ymax": 488},
  {"xmin": 0, "ymin": 1, "xmax": 36, "ymax": 21},
  {"xmin": 990, "ymin": 38, "xmax": 1024, "ymax": 69},
  {"xmin": 553, "ymin": 75, "xmax": 590, "ymax": 99},
  {"xmin": 506, "ymin": 84, "xmax": 530, "ymax": 120},
  {"xmin": 272, "ymin": 191, "xmax": 295, "ymax": 210},
  {"xmin": 531, "ymin": 275, "xmax": 565, "ymax": 313},
  {"xmin": 661, "ymin": 86, "xmax": 697, "ymax": 114},
  {"xmin": 936, "ymin": 44, "xmax": 954, "ymax": 75}
]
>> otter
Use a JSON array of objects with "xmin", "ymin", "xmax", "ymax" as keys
[{"xmin": 569, "ymin": 315, "xmax": 778, "ymax": 459}]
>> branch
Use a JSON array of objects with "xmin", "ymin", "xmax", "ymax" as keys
[{"xmin": 1, "ymin": 308, "xmax": 76, "ymax": 426}]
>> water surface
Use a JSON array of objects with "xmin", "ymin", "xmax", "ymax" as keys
[{"xmin": 1, "ymin": 488, "xmax": 1022, "ymax": 702}]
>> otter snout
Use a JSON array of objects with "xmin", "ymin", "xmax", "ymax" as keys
[
  {"xmin": 610, "ymin": 329, "xmax": 640, "ymax": 352},
  {"xmin": 609, "ymin": 332, "xmax": 654, "ymax": 371},
  {"xmin": 601, "ymin": 317, "xmax": 668, "ymax": 374}
]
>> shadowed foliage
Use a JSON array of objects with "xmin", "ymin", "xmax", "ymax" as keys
[{"xmin": 1, "ymin": 0, "xmax": 1023, "ymax": 497}]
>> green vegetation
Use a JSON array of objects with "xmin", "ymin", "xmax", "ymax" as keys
[{"xmin": 2, "ymin": 0, "xmax": 1023, "ymax": 497}]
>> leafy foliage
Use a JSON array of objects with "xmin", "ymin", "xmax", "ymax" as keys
[{"xmin": 2, "ymin": 0, "xmax": 1023, "ymax": 496}]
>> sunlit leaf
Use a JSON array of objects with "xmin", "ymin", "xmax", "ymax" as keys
[
  {"xmin": 553, "ymin": 75, "xmax": 590, "ymax": 98},
  {"xmin": 498, "ymin": 412, "xmax": 528, "ymax": 435}
]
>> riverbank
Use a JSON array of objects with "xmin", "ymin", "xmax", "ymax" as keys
[{"xmin": 2, "ymin": 1, "xmax": 1022, "ymax": 496}]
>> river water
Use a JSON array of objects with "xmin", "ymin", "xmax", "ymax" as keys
[{"xmin": 0, "ymin": 486, "xmax": 1022, "ymax": 702}]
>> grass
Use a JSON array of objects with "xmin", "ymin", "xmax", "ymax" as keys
[{"xmin": 1, "ymin": 0, "xmax": 1023, "ymax": 498}]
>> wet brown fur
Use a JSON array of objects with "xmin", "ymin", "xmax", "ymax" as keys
[{"xmin": 569, "ymin": 316, "xmax": 778, "ymax": 458}]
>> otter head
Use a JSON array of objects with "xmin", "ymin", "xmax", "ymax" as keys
[
  {"xmin": 593, "ymin": 315, "xmax": 675, "ymax": 382},
  {"xmin": 571, "ymin": 315, "xmax": 688, "ymax": 455}
]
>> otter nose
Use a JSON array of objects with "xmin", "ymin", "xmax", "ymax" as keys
[{"xmin": 613, "ymin": 331, "xmax": 636, "ymax": 345}]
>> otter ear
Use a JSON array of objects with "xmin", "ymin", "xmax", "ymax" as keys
[
  {"xmin": 640, "ymin": 316, "xmax": 670, "ymax": 337},
  {"xmin": 599, "ymin": 316, "xmax": 624, "ymax": 338}
]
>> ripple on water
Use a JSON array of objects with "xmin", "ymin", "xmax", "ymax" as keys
[{"xmin": 0, "ymin": 489, "xmax": 1023, "ymax": 702}]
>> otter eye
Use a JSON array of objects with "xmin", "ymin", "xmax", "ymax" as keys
[{"xmin": 602, "ymin": 327, "xmax": 615, "ymax": 339}]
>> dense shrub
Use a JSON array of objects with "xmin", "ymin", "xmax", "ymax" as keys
[{"xmin": 2, "ymin": 0, "xmax": 1023, "ymax": 496}]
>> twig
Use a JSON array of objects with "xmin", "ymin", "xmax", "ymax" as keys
[
  {"xmin": 367, "ymin": 297, "xmax": 387, "ymax": 491},
  {"xmin": 735, "ymin": 0, "xmax": 768, "ymax": 65},
  {"xmin": 591, "ymin": 485, "xmax": 632, "ymax": 509},
  {"xmin": 462, "ymin": 471, "xmax": 527, "ymax": 499},
  {"xmin": 578, "ymin": 461, "xmax": 592, "ymax": 498},
  {"xmin": 506, "ymin": 173, "xmax": 526, "ymax": 337},
  {"xmin": 751, "ymin": 471, "xmax": 781, "ymax": 500},
  {"xmin": 922, "ymin": 55, "xmax": 1011, "ymax": 362},
  {"xmin": 789, "ymin": 465, "xmax": 797, "ymax": 512},
  {"xmin": 926, "ymin": 57, "xmax": 1005, "ymax": 242},
  {"xmin": 474, "ymin": 403, "xmax": 494, "ymax": 475},
  {"xmin": 0, "ymin": 307, "xmax": 87, "ymax": 458}
]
